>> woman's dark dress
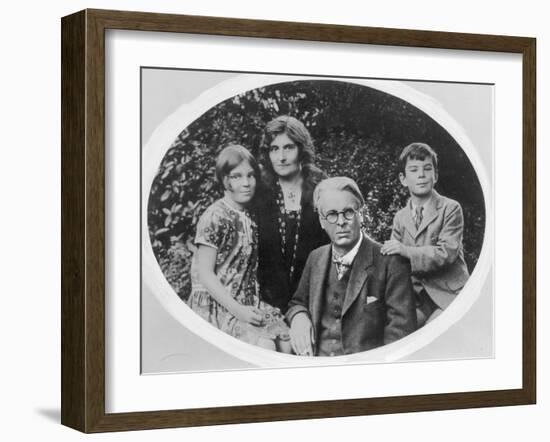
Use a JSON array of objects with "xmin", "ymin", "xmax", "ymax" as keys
[{"xmin": 255, "ymin": 168, "xmax": 329, "ymax": 313}]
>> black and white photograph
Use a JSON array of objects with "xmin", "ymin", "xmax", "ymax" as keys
[{"xmin": 142, "ymin": 69, "xmax": 492, "ymax": 373}]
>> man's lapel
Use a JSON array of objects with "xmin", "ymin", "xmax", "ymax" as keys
[
  {"xmin": 310, "ymin": 246, "xmax": 331, "ymax": 328},
  {"xmin": 415, "ymin": 190, "xmax": 443, "ymax": 239},
  {"xmin": 342, "ymin": 238, "xmax": 374, "ymax": 316}
]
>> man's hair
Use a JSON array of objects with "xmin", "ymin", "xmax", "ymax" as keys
[
  {"xmin": 399, "ymin": 142, "xmax": 439, "ymax": 173},
  {"xmin": 313, "ymin": 177, "xmax": 365, "ymax": 212},
  {"xmin": 215, "ymin": 144, "xmax": 259, "ymax": 189}
]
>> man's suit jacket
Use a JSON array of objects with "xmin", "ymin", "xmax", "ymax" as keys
[
  {"xmin": 391, "ymin": 190, "xmax": 470, "ymax": 310},
  {"xmin": 286, "ymin": 236, "xmax": 417, "ymax": 355}
]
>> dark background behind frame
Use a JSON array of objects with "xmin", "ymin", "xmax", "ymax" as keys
[{"xmin": 60, "ymin": 8, "xmax": 535, "ymax": 435}]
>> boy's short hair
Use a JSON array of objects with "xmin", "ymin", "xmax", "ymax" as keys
[
  {"xmin": 399, "ymin": 142, "xmax": 439, "ymax": 173},
  {"xmin": 215, "ymin": 144, "xmax": 259, "ymax": 189},
  {"xmin": 313, "ymin": 177, "xmax": 365, "ymax": 212}
]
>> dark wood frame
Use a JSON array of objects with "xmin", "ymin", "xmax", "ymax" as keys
[{"xmin": 61, "ymin": 8, "xmax": 536, "ymax": 433}]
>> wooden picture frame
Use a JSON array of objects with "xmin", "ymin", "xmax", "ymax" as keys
[{"xmin": 61, "ymin": 8, "xmax": 536, "ymax": 433}]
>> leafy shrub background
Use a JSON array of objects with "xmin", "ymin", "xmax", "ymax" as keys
[{"xmin": 147, "ymin": 80, "xmax": 486, "ymax": 301}]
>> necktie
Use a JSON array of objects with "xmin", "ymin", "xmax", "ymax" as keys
[
  {"xmin": 415, "ymin": 206, "xmax": 424, "ymax": 230},
  {"xmin": 332, "ymin": 255, "xmax": 352, "ymax": 280}
]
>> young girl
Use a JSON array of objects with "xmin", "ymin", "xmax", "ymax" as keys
[{"xmin": 187, "ymin": 145, "xmax": 291, "ymax": 352}]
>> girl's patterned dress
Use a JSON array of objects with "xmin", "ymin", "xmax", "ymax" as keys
[{"xmin": 187, "ymin": 198, "xmax": 289, "ymax": 346}]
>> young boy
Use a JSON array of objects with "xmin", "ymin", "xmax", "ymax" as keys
[{"xmin": 381, "ymin": 142, "xmax": 469, "ymax": 326}]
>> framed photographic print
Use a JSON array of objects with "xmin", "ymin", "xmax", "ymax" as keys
[{"xmin": 61, "ymin": 9, "xmax": 536, "ymax": 433}]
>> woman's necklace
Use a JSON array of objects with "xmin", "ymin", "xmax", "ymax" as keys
[
  {"xmin": 279, "ymin": 179, "xmax": 302, "ymax": 209},
  {"xmin": 286, "ymin": 189, "xmax": 298, "ymax": 204},
  {"xmin": 275, "ymin": 180, "xmax": 302, "ymax": 279}
]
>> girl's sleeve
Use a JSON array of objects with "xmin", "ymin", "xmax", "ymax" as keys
[{"xmin": 194, "ymin": 208, "xmax": 224, "ymax": 250}]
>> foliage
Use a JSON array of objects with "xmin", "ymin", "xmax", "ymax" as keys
[{"xmin": 147, "ymin": 80, "xmax": 486, "ymax": 301}]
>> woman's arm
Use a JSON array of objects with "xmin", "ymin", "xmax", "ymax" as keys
[{"xmin": 195, "ymin": 245, "xmax": 264, "ymax": 326}]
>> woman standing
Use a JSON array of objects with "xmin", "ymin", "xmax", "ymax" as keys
[{"xmin": 256, "ymin": 116, "xmax": 329, "ymax": 314}]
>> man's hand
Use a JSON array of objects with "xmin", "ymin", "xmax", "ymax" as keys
[
  {"xmin": 289, "ymin": 313, "xmax": 315, "ymax": 356},
  {"xmin": 381, "ymin": 239, "xmax": 407, "ymax": 257}
]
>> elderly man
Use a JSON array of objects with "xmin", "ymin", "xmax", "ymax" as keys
[{"xmin": 286, "ymin": 177, "xmax": 417, "ymax": 356}]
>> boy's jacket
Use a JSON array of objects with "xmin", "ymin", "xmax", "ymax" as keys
[{"xmin": 391, "ymin": 190, "xmax": 470, "ymax": 310}]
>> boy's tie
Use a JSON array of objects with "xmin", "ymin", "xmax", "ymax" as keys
[{"xmin": 414, "ymin": 206, "xmax": 423, "ymax": 230}]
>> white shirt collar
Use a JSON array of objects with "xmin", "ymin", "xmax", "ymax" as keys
[{"xmin": 332, "ymin": 232, "xmax": 363, "ymax": 266}]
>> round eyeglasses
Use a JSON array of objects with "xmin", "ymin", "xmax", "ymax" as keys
[{"xmin": 321, "ymin": 208, "xmax": 359, "ymax": 224}]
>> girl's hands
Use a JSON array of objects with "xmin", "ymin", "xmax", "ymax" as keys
[{"xmin": 233, "ymin": 304, "xmax": 265, "ymax": 326}]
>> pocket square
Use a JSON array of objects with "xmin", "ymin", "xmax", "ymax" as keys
[{"xmin": 366, "ymin": 296, "xmax": 378, "ymax": 304}]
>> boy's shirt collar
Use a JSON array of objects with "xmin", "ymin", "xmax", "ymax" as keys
[
  {"xmin": 409, "ymin": 192, "xmax": 436, "ymax": 218},
  {"xmin": 409, "ymin": 199, "xmax": 425, "ymax": 220}
]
